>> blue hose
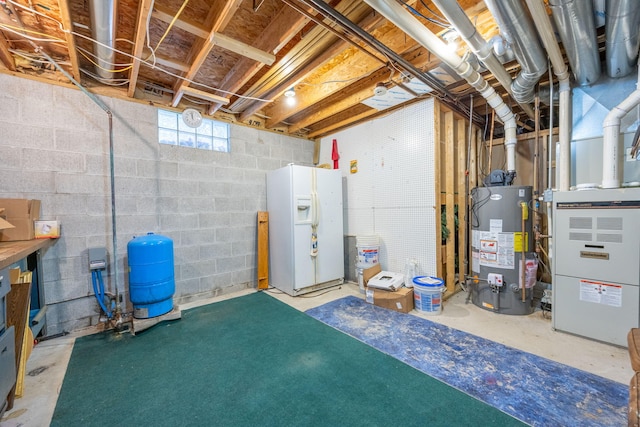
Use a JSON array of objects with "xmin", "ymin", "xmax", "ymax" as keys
[{"xmin": 92, "ymin": 270, "xmax": 112, "ymax": 318}]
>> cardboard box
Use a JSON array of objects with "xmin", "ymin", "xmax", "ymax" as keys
[
  {"xmin": 0, "ymin": 199, "xmax": 41, "ymax": 241},
  {"xmin": 365, "ymin": 286, "xmax": 414, "ymax": 313},
  {"xmin": 34, "ymin": 220, "xmax": 60, "ymax": 239},
  {"xmin": 362, "ymin": 264, "xmax": 382, "ymax": 286}
]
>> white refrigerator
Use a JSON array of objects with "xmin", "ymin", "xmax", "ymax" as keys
[{"xmin": 266, "ymin": 164, "xmax": 344, "ymax": 296}]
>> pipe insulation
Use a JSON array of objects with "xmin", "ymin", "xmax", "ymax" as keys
[
  {"xmin": 484, "ymin": 0, "xmax": 547, "ymax": 105},
  {"xmin": 364, "ymin": 0, "xmax": 518, "ymax": 176},
  {"xmin": 431, "ymin": 0, "xmax": 535, "ymax": 119},
  {"xmin": 89, "ymin": 0, "xmax": 118, "ymax": 81},
  {"xmin": 606, "ymin": 0, "xmax": 640, "ymax": 79},
  {"xmin": 524, "ymin": 0, "xmax": 572, "ymax": 191},
  {"xmin": 549, "ymin": 0, "xmax": 601, "ymax": 86},
  {"xmin": 602, "ymin": 61, "xmax": 640, "ymax": 188}
]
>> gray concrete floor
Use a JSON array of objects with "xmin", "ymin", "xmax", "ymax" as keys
[{"xmin": 1, "ymin": 282, "xmax": 633, "ymax": 426}]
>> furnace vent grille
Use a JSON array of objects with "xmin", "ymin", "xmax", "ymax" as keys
[
  {"xmin": 570, "ymin": 217, "xmax": 592, "ymax": 229},
  {"xmin": 596, "ymin": 233, "xmax": 623, "ymax": 243},
  {"xmin": 569, "ymin": 232, "xmax": 593, "ymax": 241},
  {"xmin": 597, "ymin": 217, "xmax": 623, "ymax": 230}
]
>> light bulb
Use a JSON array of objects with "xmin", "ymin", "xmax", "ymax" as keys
[{"xmin": 284, "ymin": 88, "xmax": 295, "ymax": 97}]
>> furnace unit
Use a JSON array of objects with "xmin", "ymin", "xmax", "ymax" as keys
[{"xmin": 552, "ymin": 188, "xmax": 640, "ymax": 346}]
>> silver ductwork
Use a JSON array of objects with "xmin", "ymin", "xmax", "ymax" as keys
[
  {"xmin": 549, "ymin": 0, "xmax": 601, "ymax": 86},
  {"xmin": 89, "ymin": 0, "xmax": 118, "ymax": 81},
  {"xmin": 364, "ymin": 0, "xmax": 518, "ymax": 179},
  {"xmin": 431, "ymin": 0, "xmax": 535, "ymax": 119},
  {"xmin": 524, "ymin": 0, "xmax": 572, "ymax": 191},
  {"xmin": 484, "ymin": 0, "xmax": 547, "ymax": 105},
  {"xmin": 606, "ymin": 0, "xmax": 640, "ymax": 79}
]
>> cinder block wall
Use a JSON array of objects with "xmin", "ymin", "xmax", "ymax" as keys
[{"xmin": 0, "ymin": 73, "xmax": 314, "ymax": 335}]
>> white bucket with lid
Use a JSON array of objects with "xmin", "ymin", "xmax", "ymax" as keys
[
  {"xmin": 356, "ymin": 235, "xmax": 379, "ymax": 268},
  {"xmin": 412, "ymin": 276, "xmax": 445, "ymax": 315}
]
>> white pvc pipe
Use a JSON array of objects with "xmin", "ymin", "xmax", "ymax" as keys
[
  {"xmin": 365, "ymin": 0, "xmax": 518, "ymax": 175},
  {"xmin": 602, "ymin": 62, "xmax": 640, "ymax": 188},
  {"xmin": 524, "ymin": 0, "xmax": 572, "ymax": 190}
]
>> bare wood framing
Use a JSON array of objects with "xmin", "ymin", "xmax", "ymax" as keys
[
  {"xmin": 457, "ymin": 118, "xmax": 467, "ymax": 286},
  {"xmin": 0, "ymin": 33, "xmax": 16, "ymax": 71},
  {"xmin": 445, "ymin": 111, "xmax": 455, "ymax": 294},
  {"xmin": 434, "ymin": 100, "xmax": 443, "ymax": 280},
  {"xmin": 171, "ymin": 0, "xmax": 242, "ymax": 107},
  {"xmin": 57, "ymin": 0, "xmax": 80, "ymax": 81},
  {"xmin": 128, "ymin": 0, "xmax": 154, "ymax": 98},
  {"xmin": 257, "ymin": 211, "xmax": 269, "ymax": 290}
]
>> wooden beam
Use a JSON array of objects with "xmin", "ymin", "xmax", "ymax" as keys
[
  {"xmin": 434, "ymin": 100, "xmax": 443, "ymax": 280},
  {"xmin": 258, "ymin": 7, "xmax": 385, "ymax": 126},
  {"xmin": 285, "ymin": 48, "xmax": 436, "ymax": 133},
  {"xmin": 152, "ymin": 4, "xmax": 274, "ymax": 65},
  {"xmin": 257, "ymin": 212, "xmax": 269, "ymax": 290},
  {"xmin": 231, "ymin": 0, "xmax": 369, "ymax": 116},
  {"xmin": 182, "ymin": 86, "xmax": 229, "ymax": 105},
  {"xmin": 0, "ymin": 33, "xmax": 16, "ymax": 71},
  {"xmin": 142, "ymin": 49, "xmax": 190, "ymax": 72},
  {"xmin": 171, "ymin": 0, "xmax": 242, "ymax": 107},
  {"xmin": 306, "ymin": 109, "xmax": 377, "ymax": 139},
  {"xmin": 445, "ymin": 111, "xmax": 456, "ymax": 294},
  {"xmin": 456, "ymin": 118, "xmax": 467, "ymax": 286},
  {"xmin": 128, "ymin": 0, "xmax": 154, "ymax": 98},
  {"xmin": 57, "ymin": 0, "xmax": 81, "ymax": 81}
]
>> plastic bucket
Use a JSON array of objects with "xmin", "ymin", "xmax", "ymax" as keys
[
  {"xmin": 356, "ymin": 235, "xmax": 379, "ymax": 268},
  {"xmin": 412, "ymin": 276, "xmax": 444, "ymax": 315}
]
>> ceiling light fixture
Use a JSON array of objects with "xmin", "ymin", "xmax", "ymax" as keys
[
  {"xmin": 284, "ymin": 88, "xmax": 296, "ymax": 97},
  {"xmin": 374, "ymin": 82, "xmax": 388, "ymax": 97}
]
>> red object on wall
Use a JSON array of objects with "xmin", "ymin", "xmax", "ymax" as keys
[{"xmin": 331, "ymin": 139, "xmax": 339, "ymax": 169}]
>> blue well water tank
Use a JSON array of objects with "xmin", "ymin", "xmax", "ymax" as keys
[{"xmin": 128, "ymin": 233, "xmax": 175, "ymax": 319}]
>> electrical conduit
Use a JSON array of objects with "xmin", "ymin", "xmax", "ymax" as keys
[{"xmin": 365, "ymin": 0, "xmax": 518, "ymax": 181}]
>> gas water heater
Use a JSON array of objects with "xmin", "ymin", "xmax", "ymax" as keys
[{"xmin": 470, "ymin": 186, "xmax": 536, "ymax": 315}]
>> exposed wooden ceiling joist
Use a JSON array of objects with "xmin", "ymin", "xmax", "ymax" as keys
[
  {"xmin": 57, "ymin": 0, "xmax": 81, "ymax": 81},
  {"xmin": 127, "ymin": 0, "xmax": 154, "ymax": 98},
  {"xmin": 171, "ymin": 0, "xmax": 243, "ymax": 107}
]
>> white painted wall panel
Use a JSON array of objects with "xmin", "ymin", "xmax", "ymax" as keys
[{"xmin": 320, "ymin": 99, "xmax": 438, "ymax": 278}]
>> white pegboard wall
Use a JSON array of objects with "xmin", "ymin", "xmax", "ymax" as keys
[{"xmin": 320, "ymin": 99, "xmax": 438, "ymax": 276}]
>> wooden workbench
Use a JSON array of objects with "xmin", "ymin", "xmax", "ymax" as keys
[
  {"xmin": 0, "ymin": 239, "xmax": 55, "ymax": 270},
  {"xmin": 0, "ymin": 238, "xmax": 56, "ymax": 411}
]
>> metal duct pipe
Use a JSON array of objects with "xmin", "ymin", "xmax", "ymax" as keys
[
  {"xmin": 606, "ymin": 0, "xmax": 640, "ymax": 79},
  {"xmin": 365, "ymin": 0, "xmax": 518, "ymax": 179},
  {"xmin": 431, "ymin": 0, "xmax": 535, "ymax": 119},
  {"xmin": 484, "ymin": 0, "xmax": 547, "ymax": 105},
  {"xmin": 524, "ymin": 0, "xmax": 572, "ymax": 191},
  {"xmin": 602, "ymin": 61, "xmax": 640, "ymax": 188},
  {"xmin": 89, "ymin": 0, "xmax": 118, "ymax": 81},
  {"xmin": 549, "ymin": 0, "xmax": 601, "ymax": 86}
]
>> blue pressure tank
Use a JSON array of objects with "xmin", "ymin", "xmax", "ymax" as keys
[{"xmin": 127, "ymin": 233, "xmax": 175, "ymax": 319}]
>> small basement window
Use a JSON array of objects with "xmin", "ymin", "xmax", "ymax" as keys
[{"xmin": 157, "ymin": 109, "xmax": 230, "ymax": 152}]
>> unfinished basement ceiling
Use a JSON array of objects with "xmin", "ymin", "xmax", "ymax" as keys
[{"xmin": 0, "ymin": 0, "xmax": 632, "ymax": 139}]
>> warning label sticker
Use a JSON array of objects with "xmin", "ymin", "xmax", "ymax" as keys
[
  {"xmin": 579, "ymin": 279, "xmax": 622, "ymax": 307},
  {"xmin": 476, "ymin": 231, "xmax": 515, "ymax": 269}
]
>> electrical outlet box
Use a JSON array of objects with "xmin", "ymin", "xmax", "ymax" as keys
[
  {"xmin": 89, "ymin": 247, "xmax": 107, "ymax": 271},
  {"xmin": 487, "ymin": 273, "xmax": 503, "ymax": 286}
]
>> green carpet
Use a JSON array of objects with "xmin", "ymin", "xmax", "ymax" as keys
[{"xmin": 51, "ymin": 292, "xmax": 525, "ymax": 426}]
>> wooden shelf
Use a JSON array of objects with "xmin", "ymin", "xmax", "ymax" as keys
[{"xmin": 0, "ymin": 239, "xmax": 55, "ymax": 270}]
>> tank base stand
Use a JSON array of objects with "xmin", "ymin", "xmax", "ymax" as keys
[{"xmin": 131, "ymin": 306, "xmax": 182, "ymax": 335}]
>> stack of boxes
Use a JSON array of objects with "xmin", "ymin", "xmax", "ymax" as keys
[{"xmin": 362, "ymin": 264, "xmax": 414, "ymax": 313}]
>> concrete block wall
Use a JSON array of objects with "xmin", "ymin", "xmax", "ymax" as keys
[{"xmin": 0, "ymin": 73, "xmax": 314, "ymax": 335}]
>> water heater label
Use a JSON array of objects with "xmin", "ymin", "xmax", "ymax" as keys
[
  {"xmin": 478, "ymin": 231, "xmax": 515, "ymax": 269},
  {"xmin": 579, "ymin": 279, "xmax": 622, "ymax": 307}
]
